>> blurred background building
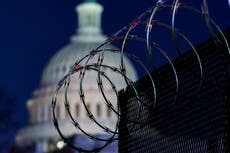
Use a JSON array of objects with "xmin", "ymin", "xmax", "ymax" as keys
[{"xmin": 15, "ymin": 0, "xmax": 137, "ymax": 152}]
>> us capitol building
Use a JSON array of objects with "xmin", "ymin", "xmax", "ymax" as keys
[{"xmin": 16, "ymin": 0, "xmax": 137, "ymax": 152}]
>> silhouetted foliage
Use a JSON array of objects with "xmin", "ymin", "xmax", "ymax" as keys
[{"xmin": 0, "ymin": 88, "xmax": 21, "ymax": 132}]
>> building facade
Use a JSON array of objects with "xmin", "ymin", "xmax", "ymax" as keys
[{"xmin": 16, "ymin": 0, "xmax": 138, "ymax": 152}]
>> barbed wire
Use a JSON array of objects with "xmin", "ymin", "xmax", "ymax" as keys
[{"xmin": 51, "ymin": 0, "xmax": 229, "ymax": 152}]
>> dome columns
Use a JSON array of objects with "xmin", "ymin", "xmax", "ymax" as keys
[{"xmin": 76, "ymin": 0, "xmax": 103, "ymax": 35}]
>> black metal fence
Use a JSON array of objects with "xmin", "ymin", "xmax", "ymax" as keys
[{"xmin": 119, "ymin": 29, "xmax": 230, "ymax": 153}]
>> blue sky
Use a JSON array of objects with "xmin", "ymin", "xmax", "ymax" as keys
[{"xmin": 0, "ymin": 0, "xmax": 229, "ymax": 151}]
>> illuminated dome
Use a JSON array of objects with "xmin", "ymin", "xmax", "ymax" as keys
[
  {"xmin": 41, "ymin": 39, "xmax": 137, "ymax": 87},
  {"xmin": 16, "ymin": 0, "xmax": 138, "ymax": 152}
]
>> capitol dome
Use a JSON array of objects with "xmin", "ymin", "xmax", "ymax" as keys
[
  {"xmin": 41, "ymin": 38, "xmax": 137, "ymax": 87},
  {"xmin": 16, "ymin": 0, "xmax": 138, "ymax": 152}
]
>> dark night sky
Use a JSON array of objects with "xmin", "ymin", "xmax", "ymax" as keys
[{"xmin": 0, "ymin": 0, "xmax": 229, "ymax": 152}]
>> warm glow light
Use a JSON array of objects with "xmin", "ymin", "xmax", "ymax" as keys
[{"xmin": 56, "ymin": 141, "xmax": 65, "ymax": 149}]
